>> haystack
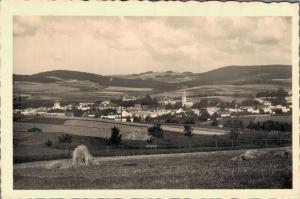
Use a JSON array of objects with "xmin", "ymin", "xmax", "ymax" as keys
[{"xmin": 72, "ymin": 145, "xmax": 98, "ymax": 167}]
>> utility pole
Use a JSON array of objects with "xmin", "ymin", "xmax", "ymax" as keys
[
  {"xmin": 120, "ymin": 106, "xmax": 123, "ymax": 122},
  {"xmin": 17, "ymin": 89, "xmax": 21, "ymax": 110}
]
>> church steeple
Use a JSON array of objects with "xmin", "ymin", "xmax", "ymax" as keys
[{"xmin": 182, "ymin": 91, "xmax": 187, "ymax": 106}]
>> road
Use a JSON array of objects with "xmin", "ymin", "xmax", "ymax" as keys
[{"xmin": 43, "ymin": 115, "xmax": 230, "ymax": 135}]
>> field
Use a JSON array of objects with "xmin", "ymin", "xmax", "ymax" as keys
[
  {"xmin": 14, "ymin": 81, "xmax": 154, "ymax": 106},
  {"xmin": 14, "ymin": 117, "xmax": 291, "ymax": 163},
  {"xmin": 15, "ymin": 81, "xmax": 291, "ymax": 108},
  {"xmin": 156, "ymin": 84, "xmax": 291, "ymax": 100},
  {"xmin": 14, "ymin": 147, "xmax": 292, "ymax": 189}
]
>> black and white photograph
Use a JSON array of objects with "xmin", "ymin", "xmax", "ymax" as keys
[
  {"xmin": 1, "ymin": 2, "xmax": 299, "ymax": 197},
  {"xmin": 11, "ymin": 15, "xmax": 294, "ymax": 189}
]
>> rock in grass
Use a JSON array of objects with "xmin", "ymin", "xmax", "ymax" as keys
[
  {"xmin": 243, "ymin": 150, "xmax": 266, "ymax": 159},
  {"xmin": 231, "ymin": 149, "xmax": 266, "ymax": 161},
  {"xmin": 273, "ymin": 150, "xmax": 291, "ymax": 158},
  {"xmin": 46, "ymin": 161, "xmax": 63, "ymax": 169}
]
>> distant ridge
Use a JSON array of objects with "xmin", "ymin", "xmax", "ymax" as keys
[{"xmin": 14, "ymin": 65, "xmax": 291, "ymax": 90}]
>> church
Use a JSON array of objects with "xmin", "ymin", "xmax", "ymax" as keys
[{"xmin": 181, "ymin": 91, "xmax": 193, "ymax": 107}]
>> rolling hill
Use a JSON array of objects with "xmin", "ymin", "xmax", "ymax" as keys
[{"xmin": 14, "ymin": 64, "xmax": 291, "ymax": 89}]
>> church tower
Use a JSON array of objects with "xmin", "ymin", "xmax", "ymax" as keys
[{"xmin": 182, "ymin": 91, "xmax": 187, "ymax": 107}]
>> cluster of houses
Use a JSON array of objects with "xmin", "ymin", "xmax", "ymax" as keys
[{"xmin": 14, "ymin": 91, "xmax": 292, "ymax": 122}]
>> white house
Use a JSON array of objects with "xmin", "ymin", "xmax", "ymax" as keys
[
  {"xmin": 192, "ymin": 109, "xmax": 200, "ymax": 116},
  {"xmin": 53, "ymin": 101, "xmax": 61, "ymax": 109},
  {"xmin": 122, "ymin": 96, "xmax": 137, "ymax": 102},
  {"xmin": 158, "ymin": 96, "xmax": 177, "ymax": 106},
  {"xmin": 246, "ymin": 107, "xmax": 260, "ymax": 114},
  {"xmin": 206, "ymin": 107, "xmax": 220, "ymax": 115},
  {"xmin": 21, "ymin": 108, "xmax": 36, "ymax": 116}
]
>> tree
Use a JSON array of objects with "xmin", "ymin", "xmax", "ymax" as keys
[
  {"xmin": 199, "ymin": 99, "xmax": 208, "ymax": 109},
  {"xmin": 183, "ymin": 124, "xmax": 193, "ymax": 137},
  {"xmin": 211, "ymin": 112, "xmax": 219, "ymax": 121},
  {"xmin": 211, "ymin": 118, "xmax": 219, "ymax": 127},
  {"xmin": 106, "ymin": 126, "xmax": 122, "ymax": 147},
  {"xmin": 199, "ymin": 110, "xmax": 210, "ymax": 122},
  {"xmin": 148, "ymin": 123, "xmax": 164, "ymax": 138},
  {"xmin": 148, "ymin": 123, "xmax": 164, "ymax": 151},
  {"xmin": 241, "ymin": 99, "xmax": 261, "ymax": 106},
  {"xmin": 183, "ymin": 124, "xmax": 193, "ymax": 150},
  {"xmin": 133, "ymin": 115, "xmax": 141, "ymax": 123},
  {"xmin": 141, "ymin": 94, "xmax": 158, "ymax": 108},
  {"xmin": 45, "ymin": 138, "xmax": 52, "ymax": 147}
]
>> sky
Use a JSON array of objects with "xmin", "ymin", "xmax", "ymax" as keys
[{"xmin": 13, "ymin": 16, "xmax": 292, "ymax": 75}]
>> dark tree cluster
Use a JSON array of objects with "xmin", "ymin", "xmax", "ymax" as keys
[
  {"xmin": 256, "ymin": 88, "xmax": 289, "ymax": 98},
  {"xmin": 111, "ymin": 99, "xmax": 135, "ymax": 107},
  {"xmin": 247, "ymin": 120, "xmax": 292, "ymax": 132},
  {"xmin": 198, "ymin": 110, "xmax": 210, "ymax": 121},
  {"xmin": 192, "ymin": 99, "xmax": 209, "ymax": 109},
  {"xmin": 241, "ymin": 99, "xmax": 262, "ymax": 106},
  {"xmin": 57, "ymin": 133, "xmax": 72, "ymax": 143},
  {"xmin": 141, "ymin": 94, "xmax": 159, "ymax": 108},
  {"xmin": 95, "ymin": 108, "xmax": 117, "ymax": 118},
  {"xmin": 165, "ymin": 102, "xmax": 181, "ymax": 110}
]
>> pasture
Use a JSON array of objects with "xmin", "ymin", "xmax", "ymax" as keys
[
  {"xmin": 14, "ymin": 80, "xmax": 154, "ymax": 106},
  {"xmin": 156, "ymin": 84, "xmax": 291, "ymax": 100},
  {"xmin": 13, "ymin": 117, "xmax": 291, "ymax": 163},
  {"xmin": 14, "ymin": 147, "xmax": 292, "ymax": 189}
]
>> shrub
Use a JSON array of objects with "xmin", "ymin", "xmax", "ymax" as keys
[
  {"xmin": 27, "ymin": 127, "xmax": 42, "ymax": 132},
  {"xmin": 45, "ymin": 139, "xmax": 52, "ymax": 147},
  {"xmin": 57, "ymin": 133, "xmax": 72, "ymax": 143},
  {"xmin": 148, "ymin": 123, "xmax": 164, "ymax": 138},
  {"xmin": 183, "ymin": 124, "xmax": 193, "ymax": 137}
]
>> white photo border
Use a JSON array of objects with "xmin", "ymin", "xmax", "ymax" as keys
[{"xmin": 1, "ymin": 1, "xmax": 299, "ymax": 198}]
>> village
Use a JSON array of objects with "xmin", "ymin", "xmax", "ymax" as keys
[{"xmin": 14, "ymin": 88, "xmax": 292, "ymax": 129}]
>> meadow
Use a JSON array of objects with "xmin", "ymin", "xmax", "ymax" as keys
[
  {"xmin": 157, "ymin": 84, "xmax": 291, "ymax": 100},
  {"xmin": 15, "ymin": 81, "xmax": 291, "ymax": 108},
  {"xmin": 14, "ymin": 80, "xmax": 154, "ymax": 106},
  {"xmin": 13, "ymin": 147, "xmax": 292, "ymax": 189},
  {"xmin": 13, "ymin": 117, "xmax": 291, "ymax": 164}
]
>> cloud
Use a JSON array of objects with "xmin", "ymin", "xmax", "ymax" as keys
[
  {"xmin": 13, "ymin": 16, "xmax": 292, "ymax": 75},
  {"xmin": 13, "ymin": 16, "xmax": 42, "ymax": 37}
]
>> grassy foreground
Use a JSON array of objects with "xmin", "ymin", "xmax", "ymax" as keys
[{"xmin": 14, "ymin": 147, "xmax": 292, "ymax": 189}]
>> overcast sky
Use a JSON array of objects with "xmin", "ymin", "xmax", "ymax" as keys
[{"xmin": 13, "ymin": 16, "xmax": 291, "ymax": 75}]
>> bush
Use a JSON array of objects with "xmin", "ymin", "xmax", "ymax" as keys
[
  {"xmin": 148, "ymin": 123, "xmax": 164, "ymax": 138},
  {"xmin": 27, "ymin": 127, "xmax": 42, "ymax": 132},
  {"xmin": 45, "ymin": 139, "xmax": 52, "ymax": 147},
  {"xmin": 183, "ymin": 124, "xmax": 193, "ymax": 137},
  {"xmin": 57, "ymin": 133, "xmax": 72, "ymax": 143}
]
